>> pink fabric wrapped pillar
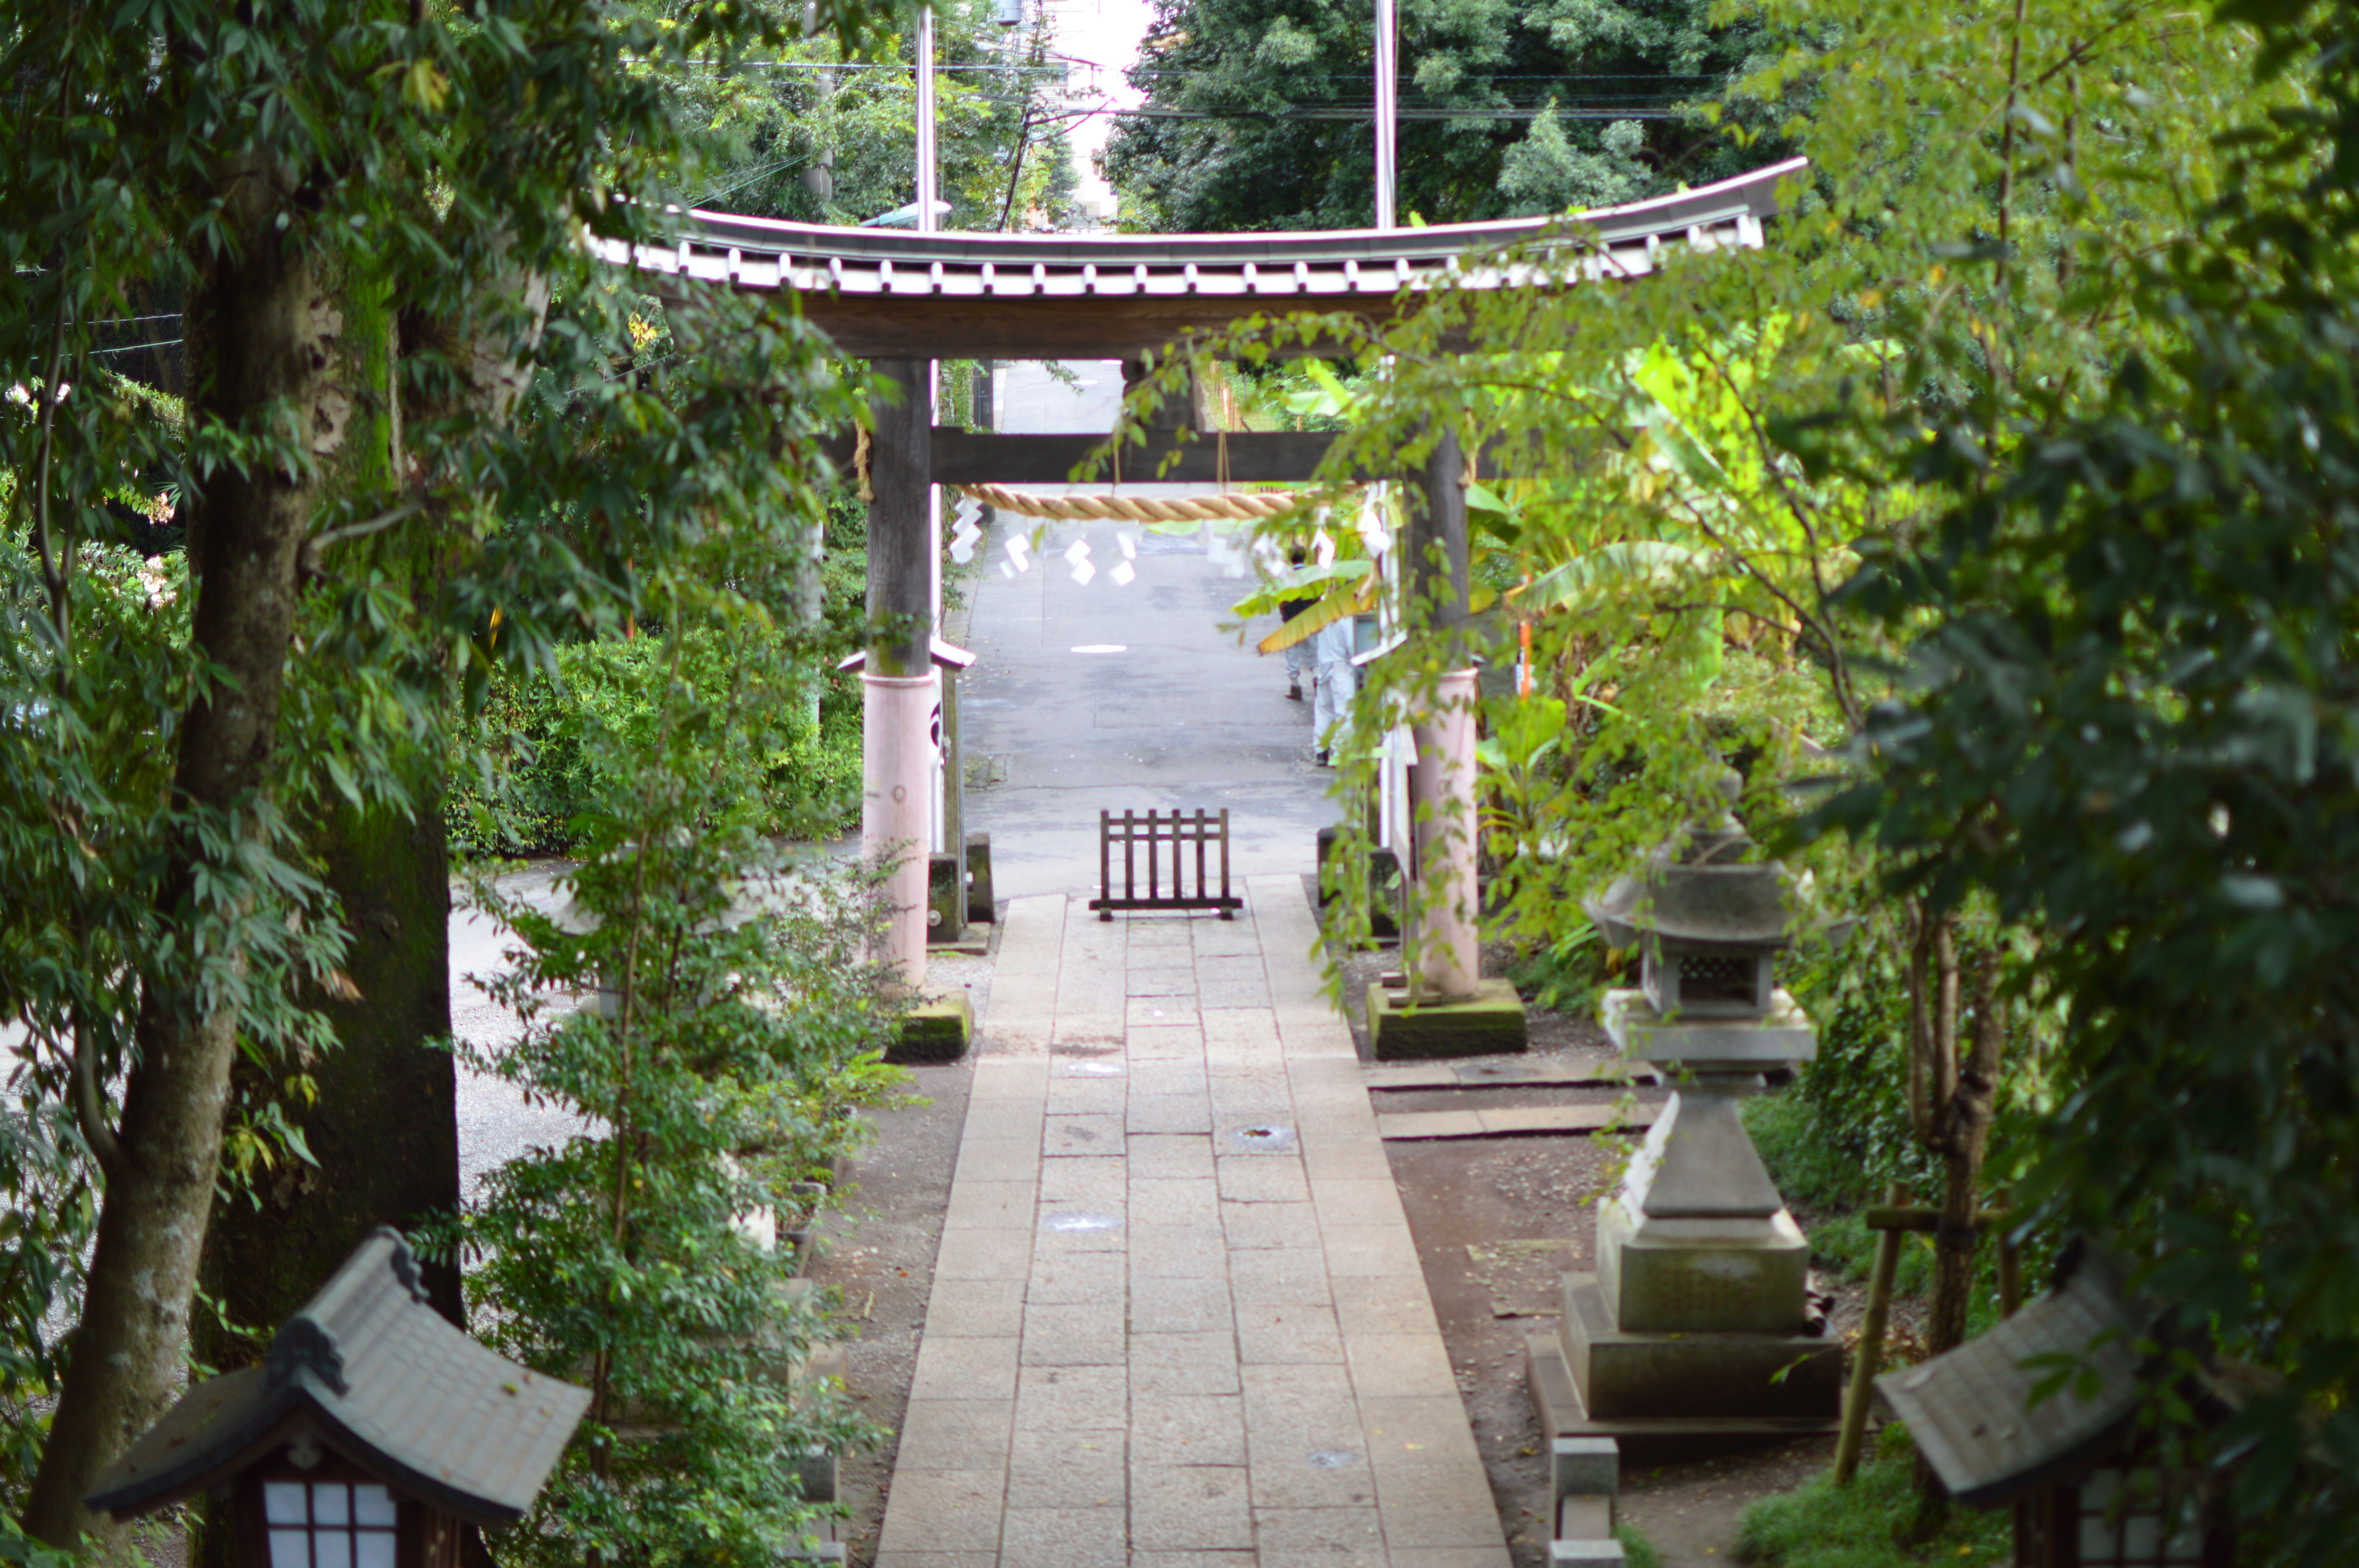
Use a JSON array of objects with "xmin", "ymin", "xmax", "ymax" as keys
[
  {"xmin": 1408, "ymin": 668, "xmax": 1481, "ymax": 1000},
  {"xmin": 862, "ymin": 672, "xmax": 935, "ymax": 986}
]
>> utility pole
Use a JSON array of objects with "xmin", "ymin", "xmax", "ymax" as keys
[
  {"xmin": 1374, "ymin": 0, "xmax": 1397, "ymax": 228},
  {"xmin": 917, "ymin": 6, "xmax": 938, "ymax": 233},
  {"xmin": 996, "ymin": 0, "xmax": 1030, "ymax": 231},
  {"xmin": 803, "ymin": 1, "xmax": 836, "ymax": 204},
  {"xmin": 910, "ymin": 9, "xmax": 944, "ymax": 881}
]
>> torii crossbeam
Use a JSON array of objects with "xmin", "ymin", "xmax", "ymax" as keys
[{"xmin": 611, "ymin": 158, "xmax": 1806, "ymax": 989}]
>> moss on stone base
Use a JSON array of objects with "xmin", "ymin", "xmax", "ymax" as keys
[
  {"xmin": 1366, "ymin": 976, "xmax": 1529, "ymax": 1059},
  {"xmin": 889, "ymin": 992, "xmax": 975, "ymax": 1064}
]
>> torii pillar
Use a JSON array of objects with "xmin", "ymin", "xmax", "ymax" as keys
[
  {"xmin": 865, "ymin": 360, "xmax": 934, "ymax": 986},
  {"xmin": 1404, "ymin": 431, "xmax": 1481, "ymax": 1000}
]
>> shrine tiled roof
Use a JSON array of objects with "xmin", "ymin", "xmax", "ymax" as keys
[
  {"xmin": 86, "ymin": 1230, "xmax": 589, "ymax": 1528},
  {"xmin": 1876, "ymin": 1244, "xmax": 2150, "ymax": 1508}
]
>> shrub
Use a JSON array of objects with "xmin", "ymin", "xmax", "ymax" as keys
[
  {"xmin": 1744, "ymin": 933, "xmax": 2054, "ymax": 1329},
  {"xmin": 442, "ymin": 585, "xmax": 906, "ymax": 1567},
  {"xmin": 448, "ymin": 622, "xmax": 862, "ymax": 857},
  {"xmin": 1507, "ymin": 915, "xmax": 1622, "ymax": 1016},
  {"xmin": 450, "ymin": 482, "xmax": 875, "ymax": 859}
]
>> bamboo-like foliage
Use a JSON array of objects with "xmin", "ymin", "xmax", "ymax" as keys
[{"xmin": 449, "ymin": 575, "xmax": 905, "ymax": 1568}]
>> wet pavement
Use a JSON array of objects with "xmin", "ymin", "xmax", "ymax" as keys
[{"xmin": 961, "ymin": 361, "xmax": 1339, "ymax": 903}]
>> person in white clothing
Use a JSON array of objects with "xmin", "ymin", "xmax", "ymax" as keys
[{"xmin": 1311, "ymin": 614, "xmax": 1357, "ymax": 765}]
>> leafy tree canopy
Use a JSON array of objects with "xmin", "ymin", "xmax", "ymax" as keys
[
  {"xmin": 668, "ymin": 0, "xmax": 1082, "ymax": 229},
  {"xmin": 0, "ymin": 0, "xmax": 880, "ymax": 1551},
  {"xmin": 1102, "ymin": 0, "xmax": 1791, "ymax": 229},
  {"xmin": 1136, "ymin": 0, "xmax": 2359, "ymax": 1545}
]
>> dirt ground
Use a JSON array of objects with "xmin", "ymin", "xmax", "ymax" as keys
[
  {"xmin": 808, "ymin": 923, "xmax": 1876, "ymax": 1567},
  {"xmin": 810, "ymin": 1051, "xmax": 974, "ymax": 1565}
]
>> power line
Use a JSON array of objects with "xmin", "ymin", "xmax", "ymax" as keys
[
  {"xmin": 1116, "ymin": 102, "xmax": 1687, "ymax": 122},
  {"xmin": 1125, "ymin": 70, "xmax": 1726, "ymax": 82}
]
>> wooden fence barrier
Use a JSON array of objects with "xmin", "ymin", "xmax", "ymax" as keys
[{"xmin": 1091, "ymin": 808, "xmax": 1242, "ymax": 920}]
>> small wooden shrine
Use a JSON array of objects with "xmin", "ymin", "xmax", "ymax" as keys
[
  {"xmin": 85, "ymin": 1229, "xmax": 589, "ymax": 1568},
  {"xmin": 1878, "ymin": 1241, "xmax": 2237, "ymax": 1568}
]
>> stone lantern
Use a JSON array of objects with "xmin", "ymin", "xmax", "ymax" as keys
[{"xmin": 1528, "ymin": 783, "xmax": 1843, "ymax": 1439}]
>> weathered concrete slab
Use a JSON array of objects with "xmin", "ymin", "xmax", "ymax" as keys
[
  {"xmin": 891, "ymin": 991, "xmax": 976, "ymax": 1064},
  {"xmin": 1376, "ymin": 1104, "xmax": 1657, "ymax": 1142}
]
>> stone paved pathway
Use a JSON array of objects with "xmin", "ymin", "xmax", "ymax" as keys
[{"xmin": 874, "ymin": 878, "xmax": 1511, "ymax": 1567}]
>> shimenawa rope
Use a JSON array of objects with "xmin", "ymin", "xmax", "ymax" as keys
[{"xmin": 951, "ymin": 483, "xmax": 1347, "ymax": 524}]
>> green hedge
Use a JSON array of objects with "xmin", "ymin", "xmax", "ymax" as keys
[{"xmin": 449, "ymin": 625, "xmax": 862, "ymax": 857}]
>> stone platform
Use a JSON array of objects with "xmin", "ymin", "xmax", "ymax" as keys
[{"xmin": 1365, "ymin": 976, "xmax": 1529, "ymax": 1060}]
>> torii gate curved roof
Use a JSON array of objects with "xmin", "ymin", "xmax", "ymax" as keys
[{"xmin": 610, "ymin": 156, "xmax": 1806, "ymax": 361}]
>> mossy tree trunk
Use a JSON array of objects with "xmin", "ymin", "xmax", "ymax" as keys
[
  {"xmin": 196, "ymin": 794, "xmax": 462, "ymax": 1347},
  {"xmin": 189, "ymin": 245, "xmax": 548, "ymax": 1386},
  {"xmin": 188, "ymin": 237, "xmax": 465, "ymax": 1355}
]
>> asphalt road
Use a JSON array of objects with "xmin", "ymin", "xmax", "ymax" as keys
[{"xmin": 962, "ymin": 361, "xmax": 1342, "ymax": 900}]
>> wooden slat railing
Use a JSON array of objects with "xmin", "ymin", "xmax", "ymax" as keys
[{"xmin": 1089, "ymin": 808, "xmax": 1241, "ymax": 921}]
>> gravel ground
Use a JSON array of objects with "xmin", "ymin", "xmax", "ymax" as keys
[
  {"xmin": 804, "ymin": 942, "xmax": 997, "ymax": 1565},
  {"xmin": 448, "ymin": 859, "xmax": 594, "ymax": 1198}
]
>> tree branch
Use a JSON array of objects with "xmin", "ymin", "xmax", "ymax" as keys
[{"xmin": 70, "ymin": 1012, "xmax": 123, "ymax": 1174}]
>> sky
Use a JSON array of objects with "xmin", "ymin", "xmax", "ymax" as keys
[{"xmin": 1033, "ymin": 0, "xmax": 1155, "ymax": 221}]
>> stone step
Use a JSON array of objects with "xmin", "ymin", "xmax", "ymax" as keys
[
  {"xmin": 1376, "ymin": 1103, "xmax": 1659, "ymax": 1140},
  {"xmin": 1365, "ymin": 1060, "xmax": 1660, "ymax": 1091},
  {"xmin": 1557, "ymin": 1493, "xmax": 1614, "ymax": 1539},
  {"xmin": 1549, "ymin": 1535, "xmax": 1626, "ymax": 1567}
]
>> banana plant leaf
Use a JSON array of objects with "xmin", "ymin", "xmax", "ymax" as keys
[
  {"xmin": 1508, "ymin": 541, "xmax": 1713, "ymax": 614},
  {"xmin": 1254, "ymin": 578, "xmax": 1377, "ymax": 654},
  {"xmin": 1230, "ymin": 557, "xmax": 1373, "ymax": 620}
]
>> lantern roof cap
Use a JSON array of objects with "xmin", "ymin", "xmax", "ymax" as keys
[
  {"xmin": 85, "ymin": 1229, "xmax": 589, "ymax": 1528},
  {"xmin": 1584, "ymin": 779, "xmax": 1796, "ymax": 948}
]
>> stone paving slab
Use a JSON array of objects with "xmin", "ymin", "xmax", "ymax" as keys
[{"xmin": 873, "ymin": 879, "xmax": 1510, "ymax": 1568}]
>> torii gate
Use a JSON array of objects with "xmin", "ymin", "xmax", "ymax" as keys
[{"xmin": 610, "ymin": 157, "xmax": 1803, "ymax": 991}]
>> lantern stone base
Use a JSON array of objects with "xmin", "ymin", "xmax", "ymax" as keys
[
  {"xmin": 1590, "ymin": 1076, "xmax": 1812, "ymax": 1333},
  {"xmin": 1315, "ymin": 826, "xmax": 1402, "ymax": 938},
  {"xmin": 889, "ymin": 992, "xmax": 974, "ymax": 1063},
  {"xmin": 1366, "ymin": 976, "xmax": 1529, "ymax": 1059},
  {"xmin": 1526, "ymin": 1330, "xmax": 1845, "ymax": 1460},
  {"xmin": 965, "ymin": 831, "xmax": 995, "ymax": 927},
  {"xmin": 1556, "ymin": 1277, "xmax": 1842, "ymax": 1420},
  {"xmin": 1595, "ymin": 1203, "xmax": 1812, "ymax": 1336}
]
